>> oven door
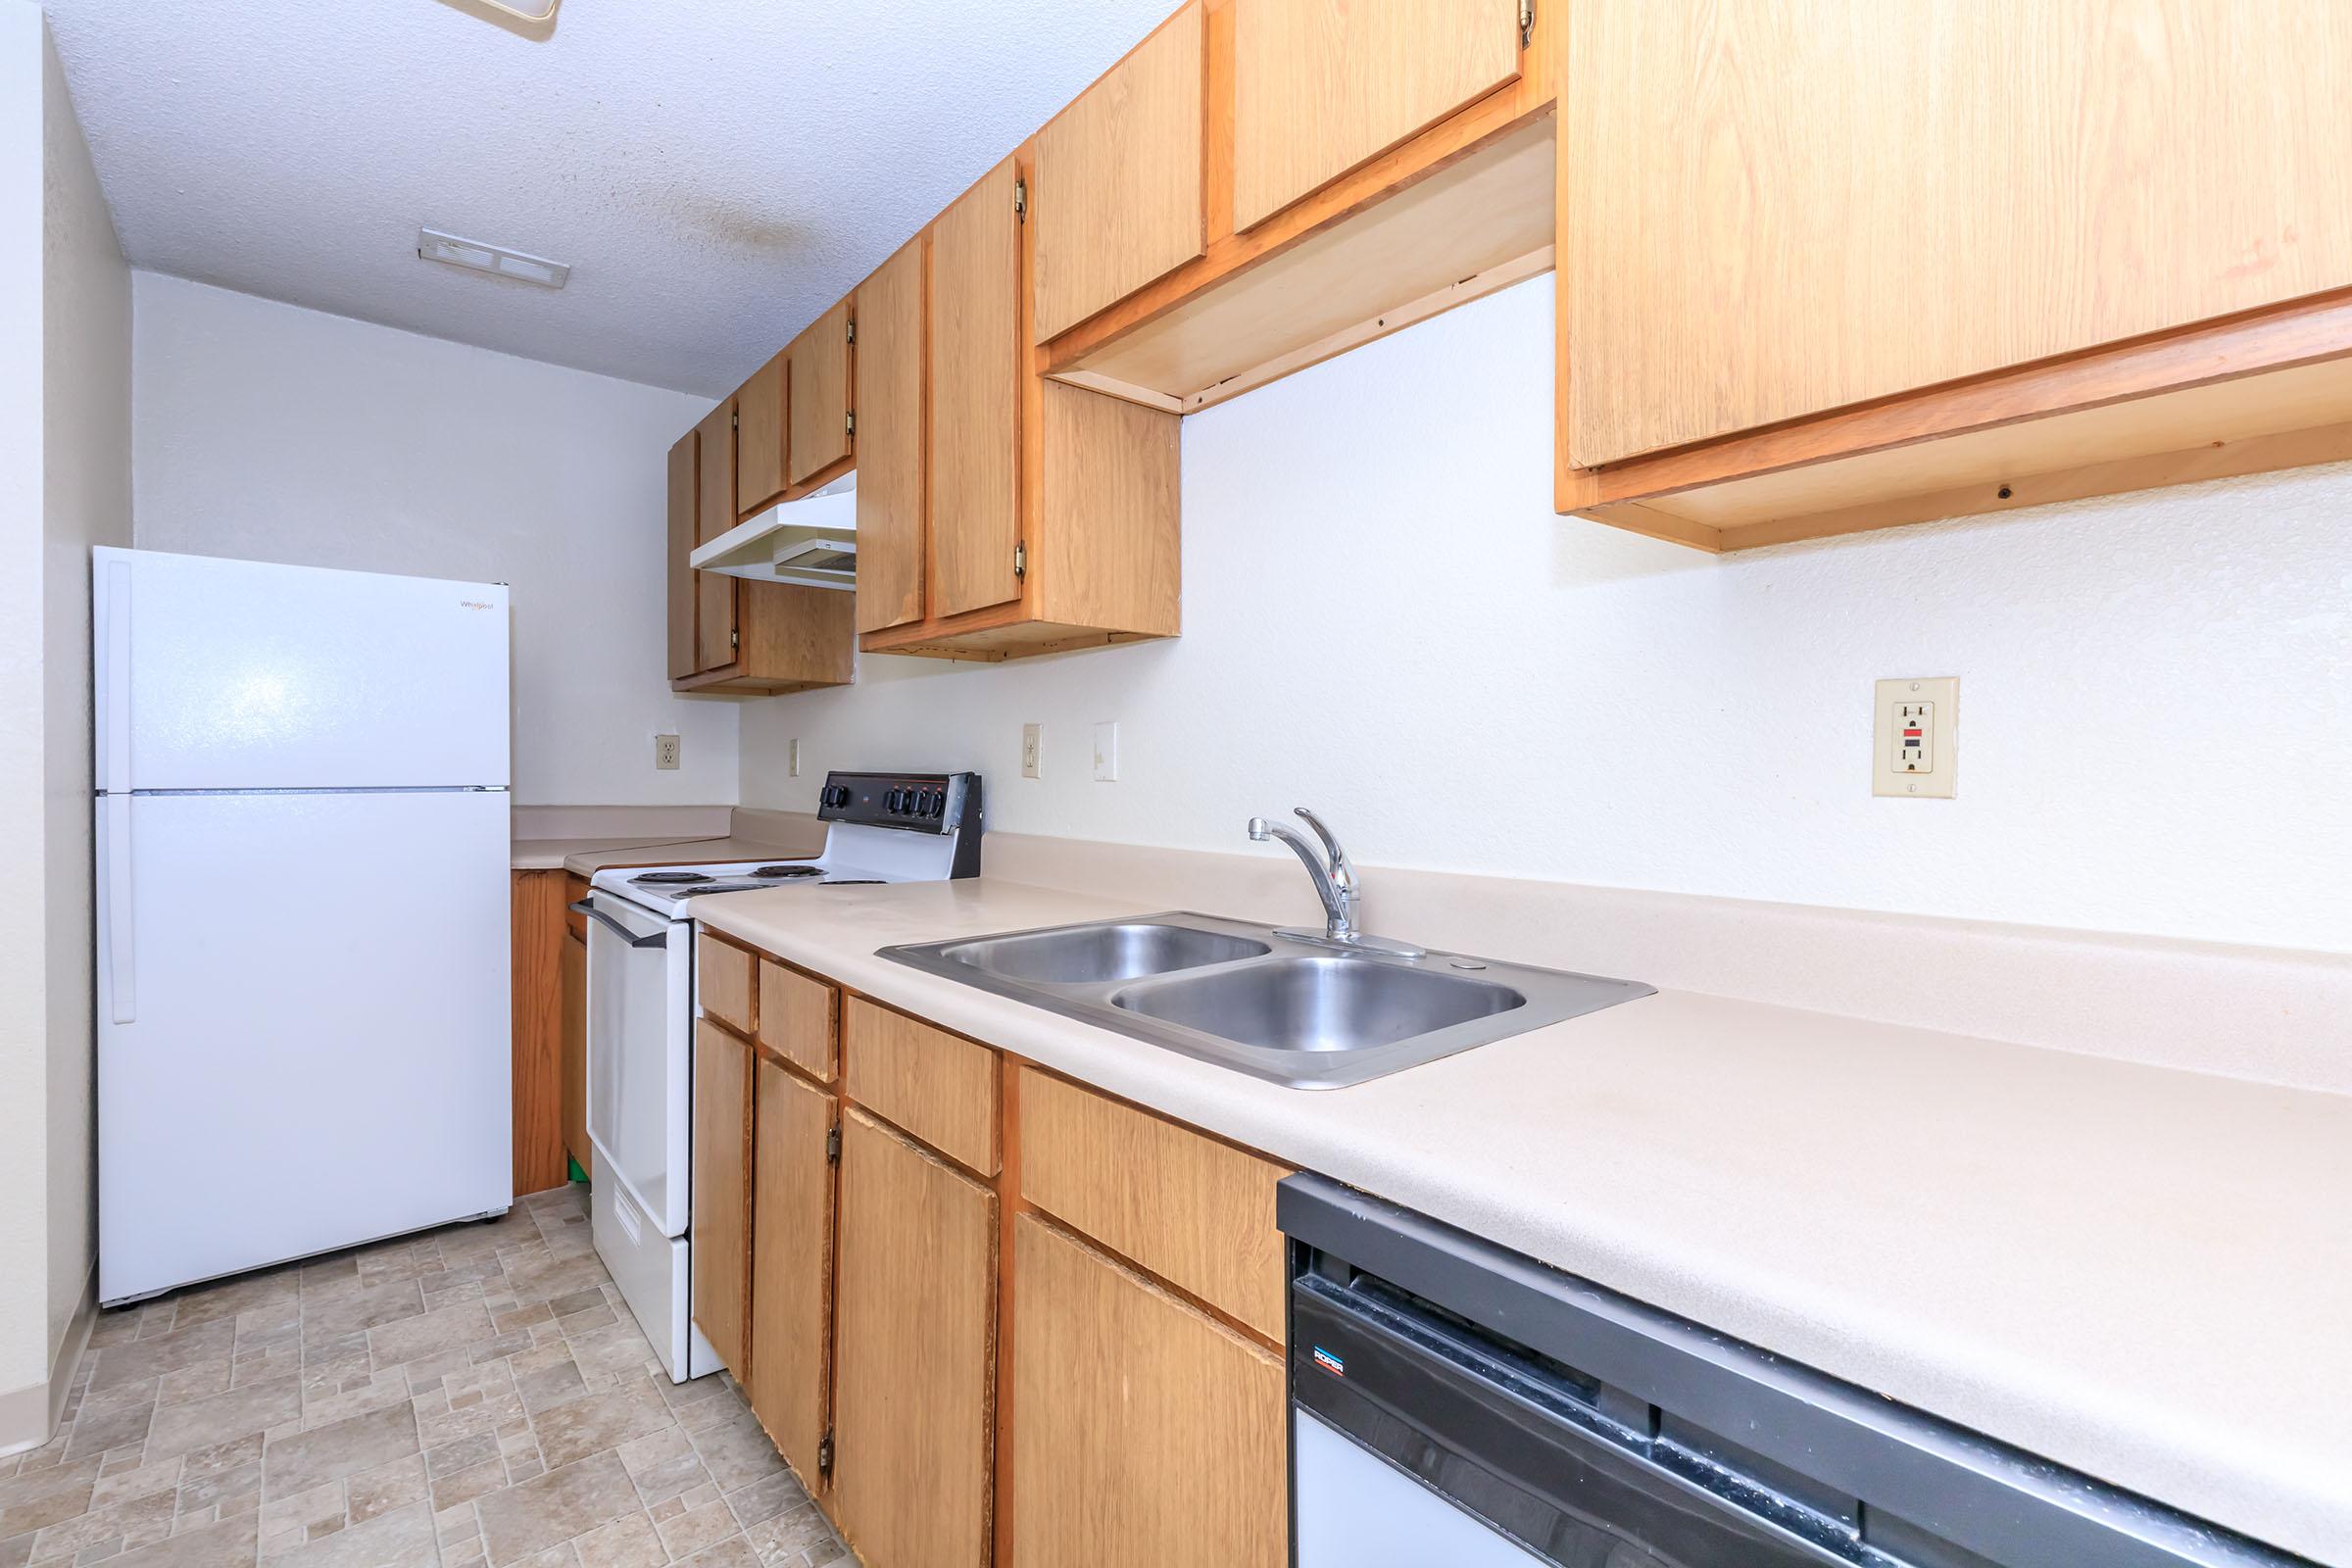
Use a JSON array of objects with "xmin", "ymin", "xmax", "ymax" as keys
[{"xmin": 582, "ymin": 888, "xmax": 691, "ymax": 1238}]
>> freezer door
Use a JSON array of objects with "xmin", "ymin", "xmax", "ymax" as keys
[
  {"xmin": 97, "ymin": 789, "xmax": 512, "ymax": 1303},
  {"xmin": 94, "ymin": 546, "xmax": 510, "ymax": 790}
]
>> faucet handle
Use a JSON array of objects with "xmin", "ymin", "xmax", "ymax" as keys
[{"xmin": 1292, "ymin": 808, "xmax": 1357, "ymax": 891}]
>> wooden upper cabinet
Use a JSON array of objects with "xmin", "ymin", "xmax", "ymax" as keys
[
  {"xmin": 1231, "ymin": 0, "xmax": 1524, "ymax": 232},
  {"xmin": 1565, "ymin": 0, "xmax": 2352, "ymax": 468},
  {"xmin": 694, "ymin": 402, "xmax": 737, "ymax": 671},
  {"xmin": 665, "ymin": 430, "xmax": 699, "ymax": 681},
  {"xmin": 931, "ymin": 158, "xmax": 1024, "ymax": 620},
  {"xmin": 1032, "ymin": 3, "xmax": 1206, "ymax": 342},
  {"xmin": 736, "ymin": 350, "xmax": 789, "ymax": 515},
  {"xmin": 854, "ymin": 239, "xmax": 926, "ymax": 635},
  {"xmin": 830, "ymin": 1109, "xmax": 997, "ymax": 1568},
  {"xmin": 1010, "ymin": 1215, "xmax": 1285, "ymax": 1568},
  {"xmin": 787, "ymin": 298, "xmax": 855, "ymax": 489},
  {"xmin": 690, "ymin": 1020, "xmax": 751, "ymax": 1376},
  {"xmin": 747, "ymin": 1055, "xmax": 836, "ymax": 1490}
]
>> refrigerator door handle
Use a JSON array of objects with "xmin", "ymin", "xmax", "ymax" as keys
[
  {"xmin": 104, "ymin": 793, "xmax": 136, "ymax": 1023},
  {"xmin": 571, "ymin": 901, "xmax": 668, "ymax": 950}
]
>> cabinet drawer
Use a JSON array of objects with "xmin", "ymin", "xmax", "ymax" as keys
[
  {"xmin": 758, "ymin": 958, "xmax": 836, "ymax": 1081},
  {"xmin": 697, "ymin": 934, "xmax": 754, "ymax": 1034},
  {"xmin": 843, "ymin": 999, "xmax": 999, "ymax": 1175},
  {"xmin": 1017, "ymin": 1068, "xmax": 1287, "ymax": 1340},
  {"xmin": 1011, "ymin": 1214, "xmax": 1284, "ymax": 1568}
]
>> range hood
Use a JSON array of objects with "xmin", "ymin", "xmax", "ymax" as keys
[{"xmin": 690, "ymin": 475, "xmax": 856, "ymax": 590}]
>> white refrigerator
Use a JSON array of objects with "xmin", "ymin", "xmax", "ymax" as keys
[{"xmin": 95, "ymin": 547, "xmax": 514, "ymax": 1305}]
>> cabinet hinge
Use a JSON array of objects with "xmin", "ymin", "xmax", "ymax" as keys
[
  {"xmin": 825, "ymin": 1123, "xmax": 841, "ymax": 1165},
  {"xmin": 729, "ymin": 628, "xmax": 739, "ymax": 650},
  {"xmin": 730, "ymin": 410, "xmax": 739, "ymax": 429},
  {"xmin": 1013, "ymin": 176, "xmax": 1027, "ymax": 222},
  {"xmin": 845, "ymin": 315, "xmax": 856, "ymax": 346},
  {"xmin": 817, "ymin": 1430, "xmax": 834, "ymax": 1476},
  {"xmin": 845, "ymin": 410, "xmax": 856, "ymax": 438},
  {"xmin": 1013, "ymin": 540, "xmax": 1027, "ymax": 580},
  {"xmin": 1519, "ymin": 0, "xmax": 1534, "ymax": 47}
]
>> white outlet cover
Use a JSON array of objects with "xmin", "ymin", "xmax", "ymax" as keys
[
  {"xmin": 654, "ymin": 733, "xmax": 681, "ymax": 771},
  {"xmin": 1021, "ymin": 723, "xmax": 1043, "ymax": 780},
  {"xmin": 1873, "ymin": 677, "xmax": 1957, "ymax": 798},
  {"xmin": 1092, "ymin": 721, "xmax": 1119, "ymax": 782},
  {"xmin": 787, "ymin": 738, "xmax": 801, "ymax": 777}
]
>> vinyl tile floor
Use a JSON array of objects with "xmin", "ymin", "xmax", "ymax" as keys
[{"xmin": 0, "ymin": 1185, "xmax": 853, "ymax": 1568}]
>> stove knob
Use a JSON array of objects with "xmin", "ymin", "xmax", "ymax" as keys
[
  {"xmin": 930, "ymin": 790, "xmax": 947, "ymax": 817},
  {"xmin": 886, "ymin": 788, "xmax": 905, "ymax": 813},
  {"xmin": 915, "ymin": 788, "xmax": 935, "ymax": 815}
]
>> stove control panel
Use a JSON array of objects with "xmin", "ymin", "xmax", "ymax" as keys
[{"xmin": 817, "ymin": 771, "xmax": 983, "ymax": 838}]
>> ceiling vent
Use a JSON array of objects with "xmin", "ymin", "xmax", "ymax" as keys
[
  {"xmin": 476, "ymin": 0, "xmax": 560, "ymax": 20},
  {"xmin": 417, "ymin": 228, "xmax": 570, "ymax": 289}
]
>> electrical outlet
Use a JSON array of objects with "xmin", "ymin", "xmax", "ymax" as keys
[
  {"xmin": 787, "ymin": 738, "xmax": 801, "ymax": 778},
  {"xmin": 654, "ymin": 733, "xmax": 681, "ymax": 771},
  {"xmin": 1092, "ymin": 721, "xmax": 1119, "ymax": 782},
  {"xmin": 1021, "ymin": 723, "xmax": 1043, "ymax": 780},
  {"xmin": 1872, "ymin": 678, "xmax": 1957, "ymax": 798}
]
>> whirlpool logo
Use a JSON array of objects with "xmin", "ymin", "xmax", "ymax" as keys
[{"xmin": 459, "ymin": 601, "xmax": 495, "ymax": 611}]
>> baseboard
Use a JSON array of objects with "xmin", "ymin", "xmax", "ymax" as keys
[{"xmin": 0, "ymin": 1265, "xmax": 95, "ymax": 1457}]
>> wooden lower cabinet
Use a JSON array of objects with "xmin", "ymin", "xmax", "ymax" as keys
[
  {"xmin": 690, "ymin": 1020, "xmax": 752, "ymax": 1375},
  {"xmin": 831, "ymin": 1108, "xmax": 998, "ymax": 1568},
  {"xmin": 747, "ymin": 1055, "xmax": 836, "ymax": 1488},
  {"xmin": 508, "ymin": 869, "xmax": 570, "ymax": 1196},
  {"xmin": 1010, "ymin": 1213, "xmax": 1286, "ymax": 1568}
]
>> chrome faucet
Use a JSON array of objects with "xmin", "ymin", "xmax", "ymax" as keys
[{"xmin": 1248, "ymin": 808, "xmax": 1423, "ymax": 956}]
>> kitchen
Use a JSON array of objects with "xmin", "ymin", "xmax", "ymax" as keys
[{"xmin": 4, "ymin": 1, "xmax": 2349, "ymax": 1566}]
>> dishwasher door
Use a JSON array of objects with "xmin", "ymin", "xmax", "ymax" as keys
[{"xmin": 1295, "ymin": 1406, "xmax": 1556, "ymax": 1568}]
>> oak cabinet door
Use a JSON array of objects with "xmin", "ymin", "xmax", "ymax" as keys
[
  {"xmin": 831, "ymin": 1109, "xmax": 996, "ymax": 1568},
  {"xmin": 1010, "ymin": 1215, "xmax": 1285, "ymax": 1568},
  {"xmin": 1031, "ymin": 4, "xmax": 1205, "ymax": 342},
  {"xmin": 735, "ymin": 350, "xmax": 789, "ymax": 514},
  {"xmin": 854, "ymin": 239, "xmax": 926, "ymax": 635},
  {"xmin": 1565, "ymin": 0, "xmax": 2352, "ymax": 466},
  {"xmin": 665, "ymin": 430, "xmax": 699, "ymax": 681},
  {"xmin": 1232, "ymin": 0, "xmax": 1523, "ymax": 232},
  {"xmin": 747, "ymin": 1056, "xmax": 836, "ymax": 1489},
  {"xmin": 689, "ymin": 1020, "xmax": 751, "ymax": 1375},
  {"xmin": 787, "ymin": 299, "xmax": 854, "ymax": 489},
  {"xmin": 694, "ymin": 403, "xmax": 737, "ymax": 671},
  {"xmin": 929, "ymin": 158, "xmax": 1024, "ymax": 619},
  {"xmin": 559, "ymin": 926, "xmax": 587, "ymax": 1174}
]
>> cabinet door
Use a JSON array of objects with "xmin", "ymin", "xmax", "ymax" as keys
[
  {"xmin": 559, "ymin": 925, "xmax": 587, "ymax": 1174},
  {"xmin": 855, "ymin": 239, "xmax": 926, "ymax": 635},
  {"xmin": 747, "ymin": 1056, "xmax": 835, "ymax": 1488},
  {"xmin": 694, "ymin": 403, "xmax": 737, "ymax": 670},
  {"xmin": 690, "ymin": 1020, "xmax": 751, "ymax": 1375},
  {"xmin": 1011, "ymin": 1215, "xmax": 1284, "ymax": 1568},
  {"xmin": 832, "ymin": 1109, "xmax": 996, "ymax": 1568},
  {"xmin": 1565, "ymin": 0, "xmax": 2352, "ymax": 466},
  {"xmin": 665, "ymin": 430, "xmax": 699, "ymax": 681},
  {"xmin": 1232, "ymin": 0, "xmax": 1523, "ymax": 232},
  {"xmin": 1031, "ymin": 4, "xmax": 1204, "ymax": 342},
  {"xmin": 736, "ymin": 350, "xmax": 789, "ymax": 514},
  {"xmin": 930, "ymin": 158, "xmax": 1024, "ymax": 619},
  {"xmin": 787, "ymin": 299, "xmax": 854, "ymax": 489}
]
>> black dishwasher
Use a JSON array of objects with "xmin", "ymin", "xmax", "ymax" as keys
[{"xmin": 1279, "ymin": 1175, "xmax": 2316, "ymax": 1568}]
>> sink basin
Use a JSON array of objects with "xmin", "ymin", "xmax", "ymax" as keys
[
  {"xmin": 880, "ymin": 912, "xmax": 1653, "ymax": 1089},
  {"xmin": 1113, "ymin": 957, "xmax": 1523, "ymax": 1054},
  {"xmin": 937, "ymin": 922, "xmax": 1270, "ymax": 985}
]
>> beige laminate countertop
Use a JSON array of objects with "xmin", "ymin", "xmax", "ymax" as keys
[
  {"xmin": 694, "ymin": 876, "xmax": 2352, "ymax": 1565},
  {"xmin": 511, "ymin": 835, "xmax": 716, "ymax": 871},
  {"xmin": 508, "ymin": 836, "xmax": 822, "ymax": 874}
]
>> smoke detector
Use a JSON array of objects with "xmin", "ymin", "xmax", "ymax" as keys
[{"xmin": 417, "ymin": 229, "xmax": 570, "ymax": 290}]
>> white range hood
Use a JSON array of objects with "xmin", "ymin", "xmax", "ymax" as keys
[{"xmin": 690, "ymin": 476, "xmax": 856, "ymax": 590}]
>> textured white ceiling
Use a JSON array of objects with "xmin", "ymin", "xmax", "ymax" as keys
[{"xmin": 42, "ymin": 0, "xmax": 1179, "ymax": 397}]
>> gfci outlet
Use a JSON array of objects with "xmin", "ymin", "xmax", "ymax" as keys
[
  {"xmin": 1092, "ymin": 721, "xmax": 1119, "ymax": 782},
  {"xmin": 654, "ymin": 734, "xmax": 681, "ymax": 771},
  {"xmin": 1021, "ymin": 723, "xmax": 1043, "ymax": 780},
  {"xmin": 1873, "ymin": 678, "xmax": 1957, "ymax": 798}
]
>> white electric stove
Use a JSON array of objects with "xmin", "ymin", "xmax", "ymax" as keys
[{"xmin": 578, "ymin": 770, "xmax": 982, "ymax": 1381}]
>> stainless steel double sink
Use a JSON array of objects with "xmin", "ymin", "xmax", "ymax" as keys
[{"xmin": 879, "ymin": 913, "xmax": 1654, "ymax": 1089}]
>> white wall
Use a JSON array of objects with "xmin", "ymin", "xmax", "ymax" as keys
[
  {"xmin": 742, "ymin": 277, "xmax": 2352, "ymax": 956},
  {"xmin": 0, "ymin": 0, "xmax": 130, "ymax": 1440},
  {"xmin": 132, "ymin": 273, "xmax": 733, "ymax": 806}
]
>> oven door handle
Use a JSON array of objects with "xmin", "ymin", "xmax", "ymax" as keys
[{"xmin": 571, "ymin": 900, "xmax": 668, "ymax": 949}]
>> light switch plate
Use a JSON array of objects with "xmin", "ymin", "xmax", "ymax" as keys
[
  {"xmin": 1092, "ymin": 721, "xmax": 1119, "ymax": 782},
  {"xmin": 786, "ymin": 738, "xmax": 801, "ymax": 778},
  {"xmin": 1873, "ymin": 677, "xmax": 1957, "ymax": 798}
]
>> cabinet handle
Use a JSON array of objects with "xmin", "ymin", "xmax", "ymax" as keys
[{"xmin": 571, "ymin": 900, "xmax": 668, "ymax": 949}]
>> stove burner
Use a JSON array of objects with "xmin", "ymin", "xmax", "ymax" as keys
[
  {"xmin": 632, "ymin": 870, "xmax": 715, "ymax": 885},
  {"xmin": 750, "ymin": 864, "xmax": 823, "ymax": 879}
]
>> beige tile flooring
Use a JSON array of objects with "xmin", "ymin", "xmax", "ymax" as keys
[{"xmin": 0, "ymin": 1186, "xmax": 851, "ymax": 1568}]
